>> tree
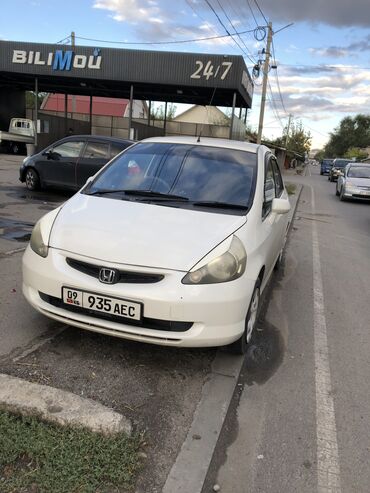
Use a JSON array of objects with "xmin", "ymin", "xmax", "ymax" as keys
[
  {"xmin": 343, "ymin": 147, "xmax": 368, "ymax": 160},
  {"xmin": 25, "ymin": 91, "xmax": 48, "ymax": 109},
  {"xmin": 150, "ymin": 103, "xmax": 177, "ymax": 121},
  {"xmin": 270, "ymin": 119, "xmax": 312, "ymax": 157},
  {"xmin": 324, "ymin": 114, "xmax": 370, "ymax": 157}
]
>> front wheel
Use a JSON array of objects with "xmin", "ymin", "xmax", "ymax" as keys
[
  {"xmin": 339, "ymin": 187, "xmax": 346, "ymax": 201},
  {"xmin": 229, "ymin": 280, "xmax": 261, "ymax": 355},
  {"xmin": 336, "ymin": 187, "xmax": 340, "ymax": 196},
  {"xmin": 25, "ymin": 168, "xmax": 40, "ymax": 191}
]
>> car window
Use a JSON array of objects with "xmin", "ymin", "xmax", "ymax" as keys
[
  {"xmin": 84, "ymin": 141, "xmax": 109, "ymax": 159},
  {"xmin": 89, "ymin": 142, "xmax": 257, "ymax": 208},
  {"xmin": 263, "ymin": 159, "xmax": 276, "ymax": 218},
  {"xmin": 347, "ymin": 166, "xmax": 370, "ymax": 178},
  {"xmin": 52, "ymin": 141, "xmax": 84, "ymax": 158},
  {"xmin": 271, "ymin": 159, "xmax": 284, "ymax": 197},
  {"xmin": 110, "ymin": 143, "xmax": 127, "ymax": 159}
]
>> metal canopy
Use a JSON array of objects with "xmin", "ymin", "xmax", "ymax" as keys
[{"xmin": 0, "ymin": 40, "xmax": 253, "ymax": 108}]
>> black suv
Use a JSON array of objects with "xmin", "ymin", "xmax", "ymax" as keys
[
  {"xmin": 19, "ymin": 135, "xmax": 133, "ymax": 191},
  {"xmin": 329, "ymin": 158, "xmax": 351, "ymax": 182}
]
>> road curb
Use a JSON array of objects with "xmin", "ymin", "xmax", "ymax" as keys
[
  {"xmin": 162, "ymin": 351, "xmax": 243, "ymax": 493},
  {"xmin": 0, "ymin": 373, "xmax": 132, "ymax": 436}
]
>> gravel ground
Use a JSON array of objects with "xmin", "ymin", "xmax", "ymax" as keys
[{"xmin": 0, "ymin": 328, "xmax": 215, "ymax": 492}]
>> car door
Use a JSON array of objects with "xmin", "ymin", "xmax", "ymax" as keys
[
  {"xmin": 38, "ymin": 139, "xmax": 85, "ymax": 189},
  {"xmin": 259, "ymin": 155, "xmax": 284, "ymax": 279},
  {"xmin": 76, "ymin": 140, "xmax": 110, "ymax": 188}
]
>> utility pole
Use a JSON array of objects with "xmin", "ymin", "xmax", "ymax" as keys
[
  {"xmin": 71, "ymin": 32, "xmax": 76, "ymax": 116},
  {"xmin": 285, "ymin": 113, "xmax": 292, "ymax": 150},
  {"xmin": 257, "ymin": 22, "xmax": 273, "ymax": 144}
]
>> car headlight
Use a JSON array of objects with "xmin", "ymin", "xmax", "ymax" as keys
[
  {"xmin": 29, "ymin": 207, "xmax": 62, "ymax": 258},
  {"xmin": 345, "ymin": 184, "xmax": 358, "ymax": 192},
  {"xmin": 30, "ymin": 220, "xmax": 49, "ymax": 257},
  {"xmin": 182, "ymin": 236, "xmax": 247, "ymax": 285}
]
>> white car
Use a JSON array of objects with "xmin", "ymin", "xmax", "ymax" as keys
[
  {"xmin": 336, "ymin": 163, "xmax": 370, "ymax": 201},
  {"xmin": 22, "ymin": 137, "xmax": 290, "ymax": 354}
]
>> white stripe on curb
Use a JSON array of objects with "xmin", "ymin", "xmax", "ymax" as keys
[{"xmin": 311, "ymin": 187, "xmax": 341, "ymax": 493}]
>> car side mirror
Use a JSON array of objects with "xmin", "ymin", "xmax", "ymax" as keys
[
  {"xmin": 271, "ymin": 197, "xmax": 291, "ymax": 214},
  {"xmin": 86, "ymin": 176, "xmax": 94, "ymax": 185},
  {"xmin": 42, "ymin": 149, "xmax": 52, "ymax": 157}
]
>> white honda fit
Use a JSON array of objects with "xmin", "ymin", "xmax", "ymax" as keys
[{"xmin": 23, "ymin": 137, "xmax": 290, "ymax": 354}]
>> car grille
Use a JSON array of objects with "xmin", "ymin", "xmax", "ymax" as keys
[
  {"xmin": 66, "ymin": 257, "xmax": 164, "ymax": 284},
  {"xmin": 39, "ymin": 292, "xmax": 193, "ymax": 332}
]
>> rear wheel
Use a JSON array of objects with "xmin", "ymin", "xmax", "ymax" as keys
[
  {"xmin": 229, "ymin": 280, "xmax": 261, "ymax": 355},
  {"xmin": 25, "ymin": 168, "xmax": 40, "ymax": 191}
]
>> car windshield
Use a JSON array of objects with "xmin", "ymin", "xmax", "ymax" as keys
[
  {"xmin": 347, "ymin": 166, "xmax": 370, "ymax": 178},
  {"xmin": 86, "ymin": 142, "xmax": 257, "ymax": 210},
  {"xmin": 334, "ymin": 160, "xmax": 350, "ymax": 168},
  {"xmin": 322, "ymin": 160, "xmax": 333, "ymax": 166}
]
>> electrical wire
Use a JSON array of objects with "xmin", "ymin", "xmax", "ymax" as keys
[
  {"xmin": 214, "ymin": 0, "xmax": 256, "ymax": 62},
  {"xmin": 56, "ymin": 35, "xmax": 71, "ymax": 44},
  {"xmin": 74, "ymin": 28, "xmax": 258, "ymax": 47},
  {"xmin": 203, "ymin": 0, "xmax": 256, "ymax": 63},
  {"xmin": 185, "ymin": 0, "xmax": 241, "ymax": 55},
  {"xmin": 252, "ymin": 0, "xmax": 268, "ymax": 25},
  {"xmin": 271, "ymin": 39, "xmax": 287, "ymax": 114}
]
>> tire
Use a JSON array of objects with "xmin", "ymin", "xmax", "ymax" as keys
[
  {"xmin": 11, "ymin": 143, "xmax": 20, "ymax": 155},
  {"xmin": 339, "ymin": 187, "xmax": 346, "ymax": 201},
  {"xmin": 336, "ymin": 187, "xmax": 339, "ymax": 196},
  {"xmin": 25, "ymin": 168, "xmax": 40, "ymax": 191},
  {"xmin": 274, "ymin": 249, "xmax": 283, "ymax": 271},
  {"xmin": 320, "ymin": 171, "xmax": 323, "ymax": 175},
  {"xmin": 228, "ymin": 279, "xmax": 261, "ymax": 355}
]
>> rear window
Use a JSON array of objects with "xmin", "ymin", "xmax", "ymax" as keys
[
  {"xmin": 89, "ymin": 142, "xmax": 257, "ymax": 209},
  {"xmin": 84, "ymin": 141, "xmax": 109, "ymax": 159}
]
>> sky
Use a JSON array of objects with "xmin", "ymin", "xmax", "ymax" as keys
[{"xmin": 1, "ymin": 0, "xmax": 370, "ymax": 149}]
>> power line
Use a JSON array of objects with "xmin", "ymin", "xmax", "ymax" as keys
[
  {"xmin": 214, "ymin": 0, "xmax": 256, "ymax": 62},
  {"xmin": 246, "ymin": 0, "xmax": 259, "ymax": 28},
  {"xmin": 252, "ymin": 0, "xmax": 268, "ymax": 24},
  {"xmin": 203, "ymin": 0, "xmax": 256, "ymax": 63},
  {"xmin": 185, "ymin": 0, "xmax": 241, "ymax": 55},
  {"xmin": 74, "ymin": 28, "xmax": 258, "ymax": 47},
  {"xmin": 271, "ymin": 39, "xmax": 287, "ymax": 114}
]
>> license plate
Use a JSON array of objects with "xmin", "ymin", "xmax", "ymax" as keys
[{"xmin": 62, "ymin": 287, "xmax": 142, "ymax": 321}]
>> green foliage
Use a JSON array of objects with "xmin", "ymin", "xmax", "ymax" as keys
[
  {"xmin": 270, "ymin": 119, "xmax": 312, "ymax": 156},
  {"xmin": 0, "ymin": 411, "xmax": 141, "ymax": 493},
  {"xmin": 150, "ymin": 103, "xmax": 177, "ymax": 121},
  {"xmin": 314, "ymin": 149, "xmax": 325, "ymax": 161},
  {"xmin": 343, "ymin": 146, "xmax": 368, "ymax": 160},
  {"xmin": 25, "ymin": 91, "xmax": 48, "ymax": 109},
  {"xmin": 324, "ymin": 114, "xmax": 370, "ymax": 157}
]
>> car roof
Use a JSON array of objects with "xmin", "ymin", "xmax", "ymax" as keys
[
  {"xmin": 62, "ymin": 135, "xmax": 134, "ymax": 144},
  {"xmin": 139, "ymin": 135, "xmax": 263, "ymax": 153},
  {"xmin": 347, "ymin": 162, "xmax": 370, "ymax": 167}
]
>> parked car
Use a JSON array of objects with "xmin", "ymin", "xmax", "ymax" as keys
[
  {"xmin": 19, "ymin": 135, "xmax": 134, "ymax": 191},
  {"xmin": 328, "ymin": 158, "xmax": 351, "ymax": 182},
  {"xmin": 320, "ymin": 158, "xmax": 333, "ymax": 175},
  {"xmin": 22, "ymin": 137, "xmax": 291, "ymax": 354},
  {"xmin": 336, "ymin": 163, "xmax": 370, "ymax": 201}
]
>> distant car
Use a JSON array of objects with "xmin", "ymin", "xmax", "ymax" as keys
[
  {"xmin": 19, "ymin": 135, "xmax": 134, "ymax": 191},
  {"xmin": 329, "ymin": 158, "xmax": 351, "ymax": 182},
  {"xmin": 320, "ymin": 159, "xmax": 333, "ymax": 175},
  {"xmin": 336, "ymin": 163, "xmax": 370, "ymax": 201},
  {"xmin": 22, "ymin": 136, "xmax": 291, "ymax": 354}
]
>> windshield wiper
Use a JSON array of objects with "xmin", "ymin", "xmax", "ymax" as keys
[
  {"xmin": 192, "ymin": 201, "xmax": 249, "ymax": 210},
  {"xmin": 85, "ymin": 188, "xmax": 188, "ymax": 200},
  {"xmin": 123, "ymin": 190, "xmax": 189, "ymax": 201}
]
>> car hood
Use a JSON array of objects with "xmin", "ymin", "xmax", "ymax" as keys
[
  {"xmin": 347, "ymin": 177, "xmax": 370, "ymax": 187},
  {"xmin": 49, "ymin": 193, "xmax": 247, "ymax": 271}
]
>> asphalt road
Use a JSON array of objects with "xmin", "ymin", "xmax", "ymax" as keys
[
  {"xmin": 0, "ymin": 154, "xmax": 69, "ymax": 356},
  {"xmin": 203, "ymin": 165, "xmax": 370, "ymax": 493}
]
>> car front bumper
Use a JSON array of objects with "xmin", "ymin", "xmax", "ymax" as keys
[{"xmin": 22, "ymin": 246, "xmax": 256, "ymax": 348}]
